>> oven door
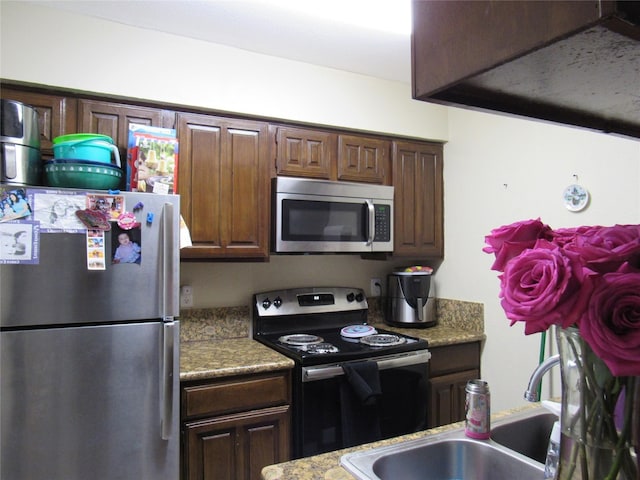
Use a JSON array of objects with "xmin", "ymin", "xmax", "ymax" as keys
[{"xmin": 295, "ymin": 350, "xmax": 431, "ymax": 458}]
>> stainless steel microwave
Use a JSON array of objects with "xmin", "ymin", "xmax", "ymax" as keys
[{"xmin": 272, "ymin": 177, "xmax": 394, "ymax": 253}]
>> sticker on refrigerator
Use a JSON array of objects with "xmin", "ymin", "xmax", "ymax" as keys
[
  {"xmin": 30, "ymin": 190, "xmax": 86, "ymax": 233},
  {"xmin": 111, "ymin": 224, "xmax": 142, "ymax": 265},
  {"xmin": 0, "ymin": 188, "xmax": 32, "ymax": 222},
  {"xmin": 86, "ymin": 193, "xmax": 125, "ymax": 222},
  {"xmin": 87, "ymin": 229, "xmax": 106, "ymax": 270},
  {"xmin": 0, "ymin": 220, "xmax": 40, "ymax": 264}
]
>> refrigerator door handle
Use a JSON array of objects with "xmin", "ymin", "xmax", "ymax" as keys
[
  {"xmin": 160, "ymin": 201, "xmax": 176, "ymax": 440},
  {"xmin": 161, "ymin": 320, "xmax": 175, "ymax": 440},
  {"xmin": 161, "ymin": 202, "xmax": 176, "ymax": 318}
]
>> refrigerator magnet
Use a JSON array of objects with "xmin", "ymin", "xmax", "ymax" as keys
[
  {"xmin": 111, "ymin": 224, "xmax": 142, "ymax": 265},
  {"xmin": 0, "ymin": 220, "xmax": 39, "ymax": 264},
  {"xmin": 86, "ymin": 229, "xmax": 106, "ymax": 270},
  {"xmin": 117, "ymin": 212, "xmax": 140, "ymax": 230}
]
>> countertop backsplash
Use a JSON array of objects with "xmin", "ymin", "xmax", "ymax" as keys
[{"xmin": 179, "ymin": 297, "xmax": 484, "ymax": 343}]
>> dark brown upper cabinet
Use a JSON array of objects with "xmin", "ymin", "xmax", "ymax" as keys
[{"xmin": 412, "ymin": 1, "xmax": 640, "ymax": 138}]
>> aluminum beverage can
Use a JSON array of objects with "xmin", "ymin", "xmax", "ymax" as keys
[{"xmin": 465, "ymin": 379, "xmax": 490, "ymax": 439}]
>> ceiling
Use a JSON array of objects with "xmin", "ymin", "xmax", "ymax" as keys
[{"xmin": 28, "ymin": 0, "xmax": 412, "ymax": 83}]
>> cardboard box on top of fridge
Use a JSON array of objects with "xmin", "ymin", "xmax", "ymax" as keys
[{"xmin": 127, "ymin": 124, "xmax": 178, "ymax": 194}]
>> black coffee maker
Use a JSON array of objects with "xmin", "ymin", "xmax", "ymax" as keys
[{"xmin": 385, "ymin": 269, "xmax": 436, "ymax": 328}]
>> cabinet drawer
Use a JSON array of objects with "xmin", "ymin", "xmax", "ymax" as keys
[
  {"xmin": 429, "ymin": 342, "xmax": 481, "ymax": 377},
  {"xmin": 182, "ymin": 372, "xmax": 290, "ymax": 419}
]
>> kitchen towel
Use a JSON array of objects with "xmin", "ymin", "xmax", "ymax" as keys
[{"xmin": 340, "ymin": 360, "xmax": 382, "ymax": 448}]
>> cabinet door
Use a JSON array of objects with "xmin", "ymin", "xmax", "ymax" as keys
[
  {"xmin": 392, "ymin": 140, "xmax": 444, "ymax": 257},
  {"xmin": 337, "ymin": 134, "xmax": 390, "ymax": 184},
  {"xmin": 177, "ymin": 113, "xmax": 270, "ymax": 259},
  {"xmin": 183, "ymin": 405, "xmax": 290, "ymax": 480},
  {"xmin": 0, "ymin": 88, "xmax": 77, "ymax": 160},
  {"xmin": 78, "ymin": 99, "xmax": 174, "ymax": 149},
  {"xmin": 428, "ymin": 369, "xmax": 480, "ymax": 428},
  {"xmin": 275, "ymin": 126, "xmax": 335, "ymax": 179}
]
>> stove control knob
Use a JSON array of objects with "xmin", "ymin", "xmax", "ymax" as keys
[
  {"xmin": 273, "ymin": 296, "xmax": 283, "ymax": 308},
  {"xmin": 355, "ymin": 292, "xmax": 364, "ymax": 303},
  {"xmin": 262, "ymin": 298, "xmax": 272, "ymax": 309},
  {"xmin": 346, "ymin": 292, "xmax": 355, "ymax": 302}
]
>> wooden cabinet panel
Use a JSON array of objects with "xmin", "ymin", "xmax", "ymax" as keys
[
  {"xmin": 428, "ymin": 369, "xmax": 479, "ymax": 428},
  {"xmin": 78, "ymin": 99, "xmax": 173, "ymax": 146},
  {"xmin": 183, "ymin": 373, "xmax": 290, "ymax": 419},
  {"xmin": 392, "ymin": 140, "xmax": 444, "ymax": 257},
  {"xmin": 184, "ymin": 406, "xmax": 290, "ymax": 480},
  {"xmin": 427, "ymin": 342, "xmax": 481, "ymax": 428},
  {"xmin": 177, "ymin": 113, "xmax": 270, "ymax": 259},
  {"xmin": 0, "ymin": 88, "xmax": 77, "ymax": 160},
  {"xmin": 429, "ymin": 342, "xmax": 481, "ymax": 377},
  {"xmin": 337, "ymin": 134, "xmax": 390, "ymax": 184},
  {"xmin": 181, "ymin": 371, "xmax": 291, "ymax": 480},
  {"xmin": 275, "ymin": 126, "xmax": 335, "ymax": 179},
  {"xmin": 244, "ymin": 416, "xmax": 285, "ymax": 480}
]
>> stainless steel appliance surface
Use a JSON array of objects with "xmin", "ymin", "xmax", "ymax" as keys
[
  {"xmin": 0, "ymin": 187, "xmax": 180, "ymax": 480},
  {"xmin": 272, "ymin": 177, "xmax": 394, "ymax": 253},
  {"xmin": 1, "ymin": 99, "xmax": 42, "ymax": 185},
  {"xmin": 386, "ymin": 271, "xmax": 437, "ymax": 328},
  {"xmin": 253, "ymin": 287, "xmax": 430, "ymax": 458}
]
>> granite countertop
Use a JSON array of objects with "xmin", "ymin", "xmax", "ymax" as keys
[
  {"xmin": 378, "ymin": 323, "xmax": 485, "ymax": 347},
  {"xmin": 261, "ymin": 404, "xmax": 542, "ymax": 480},
  {"xmin": 180, "ymin": 338, "xmax": 294, "ymax": 382}
]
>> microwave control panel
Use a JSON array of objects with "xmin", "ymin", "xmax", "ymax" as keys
[{"xmin": 374, "ymin": 204, "xmax": 391, "ymax": 241}]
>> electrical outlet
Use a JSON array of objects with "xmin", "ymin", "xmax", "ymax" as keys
[
  {"xmin": 180, "ymin": 285, "xmax": 194, "ymax": 308},
  {"xmin": 370, "ymin": 278, "xmax": 381, "ymax": 297}
]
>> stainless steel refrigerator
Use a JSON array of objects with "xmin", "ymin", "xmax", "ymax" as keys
[{"xmin": 1, "ymin": 187, "xmax": 180, "ymax": 480}]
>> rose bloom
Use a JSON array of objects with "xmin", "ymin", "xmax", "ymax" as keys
[
  {"xmin": 579, "ymin": 264, "xmax": 640, "ymax": 377},
  {"xmin": 549, "ymin": 225, "xmax": 592, "ymax": 247},
  {"xmin": 483, "ymin": 218, "xmax": 553, "ymax": 272},
  {"xmin": 499, "ymin": 240, "xmax": 593, "ymax": 334},
  {"xmin": 564, "ymin": 224, "xmax": 640, "ymax": 274}
]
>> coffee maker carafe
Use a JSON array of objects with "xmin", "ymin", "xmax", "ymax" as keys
[{"xmin": 386, "ymin": 269, "xmax": 436, "ymax": 328}]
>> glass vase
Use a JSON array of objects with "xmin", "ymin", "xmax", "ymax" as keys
[{"xmin": 555, "ymin": 326, "xmax": 638, "ymax": 480}]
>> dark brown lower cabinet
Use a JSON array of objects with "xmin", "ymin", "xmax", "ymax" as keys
[
  {"xmin": 184, "ymin": 406, "xmax": 290, "ymax": 480},
  {"xmin": 427, "ymin": 342, "xmax": 481, "ymax": 428},
  {"xmin": 181, "ymin": 371, "xmax": 291, "ymax": 480}
]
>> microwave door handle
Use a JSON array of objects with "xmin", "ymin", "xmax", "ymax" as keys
[{"xmin": 365, "ymin": 200, "xmax": 375, "ymax": 246}]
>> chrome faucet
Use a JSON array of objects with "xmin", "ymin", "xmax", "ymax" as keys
[{"xmin": 524, "ymin": 354, "xmax": 560, "ymax": 402}]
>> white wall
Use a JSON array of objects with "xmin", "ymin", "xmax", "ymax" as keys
[
  {"xmin": 3, "ymin": 2, "xmax": 639, "ymax": 412},
  {"xmin": 0, "ymin": 1, "xmax": 448, "ymax": 140},
  {"xmin": 439, "ymin": 107, "xmax": 640, "ymax": 410}
]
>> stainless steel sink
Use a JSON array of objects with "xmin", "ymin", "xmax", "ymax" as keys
[
  {"xmin": 341, "ymin": 407, "xmax": 553, "ymax": 480},
  {"xmin": 491, "ymin": 409, "xmax": 558, "ymax": 463}
]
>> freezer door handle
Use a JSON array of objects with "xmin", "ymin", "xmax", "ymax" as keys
[
  {"xmin": 161, "ymin": 202, "xmax": 176, "ymax": 318},
  {"xmin": 161, "ymin": 321, "xmax": 175, "ymax": 440}
]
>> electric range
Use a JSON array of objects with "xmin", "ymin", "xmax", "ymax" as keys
[{"xmin": 252, "ymin": 286, "xmax": 431, "ymax": 458}]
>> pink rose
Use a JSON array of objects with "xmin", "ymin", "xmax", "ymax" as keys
[
  {"xmin": 499, "ymin": 240, "xmax": 593, "ymax": 334},
  {"xmin": 549, "ymin": 226, "xmax": 591, "ymax": 247},
  {"xmin": 579, "ymin": 264, "xmax": 640, "ymax": 376},
  {"xmin": 564, "ymin": 224, "xmax": 640, "ymax": 273},
  {"xmin": 483, "ymin": 219, "xmax": 553, "ymax": 272}
]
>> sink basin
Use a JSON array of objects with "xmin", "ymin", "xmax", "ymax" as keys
[
  {"xmin": 341, "ymin": 407, "xmax": 552, "ymax": 480},
  {"xmin": 491, "ymin": 409, "xmax": 558, "ymax": 463}
]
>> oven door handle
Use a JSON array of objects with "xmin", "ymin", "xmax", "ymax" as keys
[{"xmin": 302, "ymin": 350, "xmax": 431, "ymax": 382}]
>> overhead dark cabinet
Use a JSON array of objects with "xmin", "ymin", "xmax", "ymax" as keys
[
  {"xmin": 412, "ymin": 1, "xmax": 640, "ymax": 138},
  {"xmin": 392, "ymin": 140, "xmax": 443, "ymax": 258},
  {"xmin": 177, "ymin": 113, "xmax": 270, "ymax": 259},
  {"xmin": 0, "ymin": 87, "xmax": 77, "ymax": 160}
]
